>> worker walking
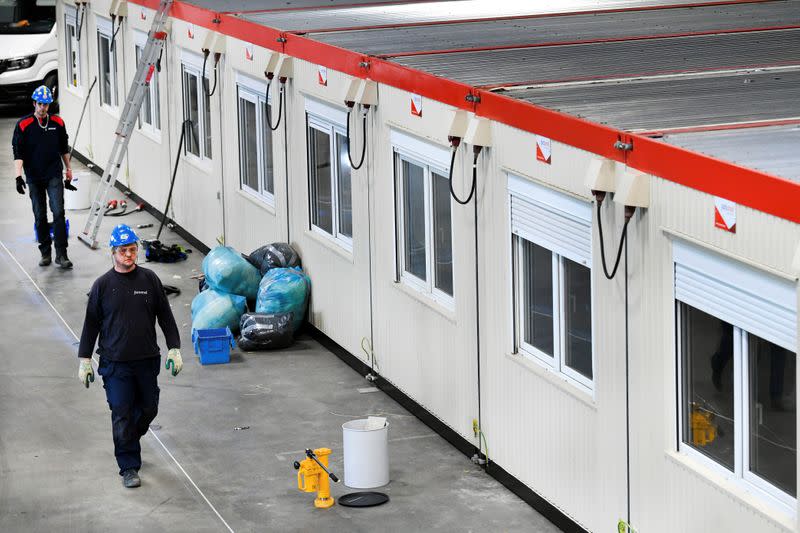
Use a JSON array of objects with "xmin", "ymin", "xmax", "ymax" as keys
[
  {"xmin": 78, "ymin": 224, "xmax": 183, "ymax": 488},
  {"xmin": 12, "ymin": 85, "xmax": 74, "ymax": 268}
]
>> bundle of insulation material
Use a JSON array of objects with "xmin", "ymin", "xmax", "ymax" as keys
[
  {"xmin": 255, "ymin": 267, "xmax": 311, "ymax": 333},
  {"xmin": 191, "ymin": 289, "xmax": 247, "ymax": 332},
  {"xmin": 202, "ymin": 246, "xmax": 261, "ymax": 300},
  {"xmin": 246, "ymin": 243, "xmax": 301, "ymax": 275},
  {"xmin": 237, "ymin": 312, "xmax": 294, "ymax": 351}
]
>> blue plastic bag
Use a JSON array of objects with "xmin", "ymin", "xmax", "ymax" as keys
[
  {"xmin": 202, "ymin": 246, "xmax": 261, "ymax": 300},
  {"xmin": 191, "ymin": 289, "xmax": 247, "ymax": 332},
  {"xmin": 255, "ymin": 267, "xmax": 311, "ymax": 332}
]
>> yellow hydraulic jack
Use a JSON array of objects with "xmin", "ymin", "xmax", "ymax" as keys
[{"xmin": 294, "ymin": 448, "xmax": 339, "ymax": 509}]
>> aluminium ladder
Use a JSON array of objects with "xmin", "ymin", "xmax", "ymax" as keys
[{"xmin": 78, "ymin": 0, "xmax": 173, "ymax": 248}]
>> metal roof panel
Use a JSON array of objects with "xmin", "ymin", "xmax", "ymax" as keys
[{"xmin": 311, "ymin": 2, "xmax": 800, "ymax": 56}]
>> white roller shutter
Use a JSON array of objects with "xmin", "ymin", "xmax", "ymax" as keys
[
  {"xmin": 508, "ymin": 174, "xmax": 592, "ymax": 267},
  {"xmin": 674, "ymin": 240, "xmax": 797, "ymax": 352}
]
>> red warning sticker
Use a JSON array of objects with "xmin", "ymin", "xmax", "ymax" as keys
[
  {"xmin": 318, "ymin": 66, "xmax": 327, "ymax": 86},
  {"xmin": 187, "ymin": 24, "xmax": 194, "ymax": 39},
  {"xmin": 714, "ymin": 197, "xmax": 736, "ymax": 233},
  {"xmin": 535, "ymin": 135, "xmax": 551, "ymax": 164},
  {"xmin": 411, "ymin": 94, "xmax": 422, "ymax": 117},
  {"xmin": 245, "ymin": 44, "xmax": 254, "ymax": 61}
]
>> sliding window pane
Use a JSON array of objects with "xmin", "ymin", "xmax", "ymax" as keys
[
  {"xmin": 309, "ymin": 127, "xmax": 332, "ymax": 234},
  {"xmin": 183, "ymin": 71, "xmax": 199, "ymax": 156},
  {"xmin": 402, "ymin": 160, "xmax": 426, "ymax": 281},
  {"xmin": 262, "ymin": 102, "xmax": 274, "ymax": 194},
  {"xmin": 522, "ymin": 240, "xmax": 553, "ymax": 356},
  {"xmin": 432, "ymin": 171, "xmax": 452, "ymax": 296},
  {"xmin": 336, "ymin": 132, "xmax": 352, "ymax": 238},
  {"xmin": 681, "ymin": 303, "xmax": 735, "ymax": 471},
  {"xmin": 203, "ymin": 79, "xmax": 212, "ymax": 158},
  {"xmin": 564, "ymin": 258, "xmax": 592, "ymax": 379},
  {"xmin": 748, "ymin": 335, "xmax": 796, "ymax": 496},
  {"xmin": 239, "ymin": 97, "xmax": 258, "ymax": 191},
  {"xmin": 98, "ymin": 35, "xmax": 111, "ymax": 105}
]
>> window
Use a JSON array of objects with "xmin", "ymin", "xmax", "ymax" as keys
[
  {"xmin": 391, "ymin": 130, "xmax": 453, "ymax": 303},
  {"xmin": 96, "ymin": 18, "xmax": 118, "ymax": 107},
  {"xmin": 306, "ymin": 99, "xmax": 351, "ymax": 247},
  {"xmin": 675, "ymin": 241, "xmax": 797, "ymax": 509},
  {"xmin": 64, "ymin": 6, "xmax": 81, "ymax": 89},
  {"xmin": 135, "ymin": 32, "xmax": 160, "ymax": 131},
  {"xmin": 237, "ymin": 78, "xmax": 274, "ymax": 201},
  {"xmin": 509, "ymin": 175, "xmax": 593, "ymax": 390},
  {"xmin": 181, "ymin": 52, "xmax": 212, "ymax": 160}
]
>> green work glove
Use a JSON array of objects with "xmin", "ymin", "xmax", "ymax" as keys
[
  {"xmin": 166, "ymin": 348, "xmax": 183, "ymax": 376},
  {"xmin": 78, "ymin": 358, "xmax": 94, "ymax": 389}
]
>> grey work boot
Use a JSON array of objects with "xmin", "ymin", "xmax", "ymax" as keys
[
  {"xmin": 38, "ymin": 252, "xmax": 51, "ymax": 267},
  {"xmin": 122, "ymin": 469, "xmax": 141, "ymax": 488},
  {"xmin": 55, "ymin": 252, "xmax": 73, "ymax": 269}
]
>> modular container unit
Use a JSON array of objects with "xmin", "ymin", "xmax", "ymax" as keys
[{"xmin": 56, "ymin": 1, "xmax": 800, "ymax": 531}]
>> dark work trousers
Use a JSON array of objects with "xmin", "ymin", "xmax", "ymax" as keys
[
  {"xmin": 98, "ymin": 357, "xmax": 161, "ymax": 475},
  {"xmin": 28, "ymin": 176, "xmax": 67, "ymax": 255}
]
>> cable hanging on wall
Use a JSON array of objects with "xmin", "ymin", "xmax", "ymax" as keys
[
  {"xmin": 447, "ymin": 136, "xmax": 482, "ymax": 205},
  {"xmin": 109, "ymin": 14, "xmax": 124, "ymax": 52},
  {"xmin": 345, "ymin": 102, "xmax": 369, "ymax": 170},
  {"xmin": 75, "ymin": 2, "xmax": 86, "ymax": 43},
  {"xmin": 264, "ymin": 72, "xmax": 285, "ymax": 131},
  {"xmin": 201, "ymin": 49, "xmax": 221, "ymax": 97},
  {"xmin": 593, "ymin": 190, "xmax": 635, "ymax": 280}
]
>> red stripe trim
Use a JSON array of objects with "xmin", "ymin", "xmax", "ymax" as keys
[
  {"xmin": 478, "ymin": 60, "xmax": 800, "ymax": 90},
  {"xmin": 289, "ymin": 0, "xmax": 777, "ymax": 35},
  {"xmin": 50, "ymin": 115, "xmax": 65, "ymax": 126},
  {"xmin": 125, "ymin": 0, "xmax": 800, "ymax": 224},
  {"xmin": 639, "ymin": 118, "xmax": 800, "ymax": 137},
  {"xmin": 378, "ymin": 25, "xmax": 800, "ymax": 59},
  {"xmin": 629, "ymin": 135, "xmax": 800, "ymax": 222}
]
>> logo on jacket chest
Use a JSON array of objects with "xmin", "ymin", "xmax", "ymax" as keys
[{"xmin": 133, "ymin": 290, "xmax": 148, "ymax": 296}]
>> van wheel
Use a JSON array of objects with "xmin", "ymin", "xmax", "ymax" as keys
[{"xmin": 43, "ymin": 72, "xmax": 59, "ymax": 113}]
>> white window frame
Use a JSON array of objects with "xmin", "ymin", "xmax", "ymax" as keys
[
  {"xmin": 180, "ymin": 50, "xmax": 212, "ymax": 161},
  {"xmin": 236, "ymin": 73, "xmax": 274, "ymax": 204},
  {"xmin": 305, "ymin": 98, "xmax": 352, "ymax": 250},
  {"xmin": 508, "ymin": 175, "xmax": 594, "ymax": 392},
  {"xmin": 64, "ymin": 6, "xmax": 81, "ymax": 90},
  {"xmin": 134, "ymin": 31, "xmax": 160, "ymax": 134},
  {"xmin": 96, "ymin": 16, "xmax": 118, "ymax": 108},
  {"xmin": 675, "ymin": 243, "xmax": 797, "ymax": 514},
  {"xmin": 391, "ymin": 129, "xmax": 454, "ymax": 307}
]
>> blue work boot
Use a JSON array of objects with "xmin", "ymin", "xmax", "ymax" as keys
[{"xmin": 122, "ymin": 469, "xmax": 140, "ymax": 488}]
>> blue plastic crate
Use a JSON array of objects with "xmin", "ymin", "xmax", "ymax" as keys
[
  {"xmin": 192, "ymin": 327, "xmax": 235, "ymax": 365},
  {"xmin": 33, "ymin": 219, "xmax": 70, "ymax": 241}
]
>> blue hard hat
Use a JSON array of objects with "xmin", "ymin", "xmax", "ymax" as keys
[
  {"xmin": 109, "ymin": 224, "xmax": 140, "ymax": 248},
  {"xmin": 32, "ymin": 85, "xmax": 53, "ymax": 104}
]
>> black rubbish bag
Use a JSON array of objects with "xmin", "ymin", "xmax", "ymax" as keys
[
  {"xmin": 246, "ymin": 243, "xmax": 301, "ymax": 275},
  {"xmin": 237, "ymin": 312, "xmax": 294, "ymax": 351}
]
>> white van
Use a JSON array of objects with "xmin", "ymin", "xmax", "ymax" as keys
[{"xmin": 0, "ymin": 0, "xmax": 58, "ymax": 106}]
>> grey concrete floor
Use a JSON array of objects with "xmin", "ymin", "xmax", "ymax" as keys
[{"xmin": 0, "ymin": 104, "xmax": 560, "ymax": 533}]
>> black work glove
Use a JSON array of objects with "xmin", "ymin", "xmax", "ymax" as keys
[
  {"xmin": 15, "ymin": 176, "xmax": 26, "ymax": 195},
  {"xmin": 64, "ymin": 179, "xmax": 78, "ymax": 191}
]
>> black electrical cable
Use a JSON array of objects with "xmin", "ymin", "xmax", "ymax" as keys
[
  {"xmin": 345, "ymin": 106, "xmax": 367, "ymax": 170},
  {"xmin": 76, "ymin": 4, "xmax": 85, "ymax": 43},
  {"xmin": 69, "ymin": 77, "xmax": 97, "ymax": 163},
  {"xmin": 596, "ymin": 197, "xmax": 630, "ymax": 280},
  {"xmin": 201, "ymin": 49, "xmax": 209, "ymax": 92},
  {"xmin": 473, "ymin": 177, "xmax": 484, "ymax": 468},
  {"xmin": 265, "ymin": 78, "xmax": 284, "ymax": 131},
  {"xmin": 207, "ymin": 54, "xmax": 220, "ymax": 97},
  {"xmin": 158, "ymin": 119, "xmax": 195, "ymax": 240},
  {"xmin": 109, "ymin": 16, "xmax": 122, "ymax": 53},
  {"xmin": 624, "ymin": 232, "xmax": 631, "ymax": 525},
  {"xmin": 449, "ymin": 146, "xmax": 478, "ymax": 205}
]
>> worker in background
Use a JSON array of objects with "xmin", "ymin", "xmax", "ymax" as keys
[
  {"xmin": 77, "ymin": 224, "xmax": 183, "ymax": 489},
  {"xmin": 11, "ymin": 85, "xmax": 75, "ymax": 268}
]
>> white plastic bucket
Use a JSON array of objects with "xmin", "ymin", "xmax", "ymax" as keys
[
  {"xmin": 342, "ymin": 418, "xmax": 389, "ymax": 489},
  {"xmin": 64, "ymin": 170, "xmax": 92, "ymax": 210}
]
